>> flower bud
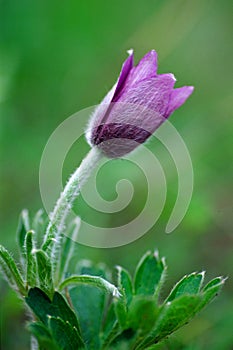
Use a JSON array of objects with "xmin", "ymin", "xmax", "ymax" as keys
[{"xmin": 86, "ymin": 50, "xmax": 194, "ymax": 158}]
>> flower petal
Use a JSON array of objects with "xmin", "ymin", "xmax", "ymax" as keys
[
  {"xmin": 123, "ymin": 50, "xmax": 158, "ymax": 90},
  {"xmin": 96, "ymin": 73, "xmax": 176, "ymax": 143},
  {"xmin": 115, "ymin": 73, "xmax": 176, "ymax": 118},
  {"xmin": 87, "ymin": 49, "xmax": 194, "ymax": 158},
  {"xmin": 112, "ymin": 50, "xmax": 134, "ymax": 102},
  {"xmin": 86, "ymin": 83, "xmax": 117, "ymax": 146},
  {"xmin": 165, "ymin": 86, "xmax": 194, "ymax": 117},
  {"xmin": 90, "ymin": 74, "xmax": 176, "ymax": 149}
]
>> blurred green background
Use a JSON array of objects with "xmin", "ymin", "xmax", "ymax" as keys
[{"xmin": 0, "ymin": 0, "xmax": 232, "ymax": 349}]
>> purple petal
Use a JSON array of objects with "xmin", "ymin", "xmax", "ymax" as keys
[
  {"xmin": 114, "ymin": 73, "xmax": 176, "ymax": 118},
  {"xmin": 112, "ymin": 50, "xmax": 134, "ymax": 102},
  {"xmin": 86, "ymin": 83, "xmax": 116, "ymax": 145},
  {"xmin": 90, "ymin": 73, "xmax": 176, "ymax": 150},
  {"xmin": 165, "ymin": 86, "xmax": 194, "ymax": 117},
  {"xmin": 91, "ymin": 122, "xmax": 152, "ymax": 158},
  {"xmin": 122, "ymin": 50, "xmax": 158, "ymax": 91},
  {"xmin": 87, "ymin": 49, "xmax": 194, "ymax": 158}
]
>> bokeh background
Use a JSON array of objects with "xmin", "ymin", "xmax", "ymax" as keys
[{"xmin": 0, "ymin": 0, "xmax": 232, "ymax": 349}]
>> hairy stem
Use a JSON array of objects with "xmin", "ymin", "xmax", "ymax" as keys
[{"xmin": 42, "ymin": 147, "xmax": 103, "ymax": 253}]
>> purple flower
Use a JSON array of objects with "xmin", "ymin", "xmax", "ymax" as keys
[{"xmin": 86, "ymin": 50, "xmax": 194, "ymax": 158}]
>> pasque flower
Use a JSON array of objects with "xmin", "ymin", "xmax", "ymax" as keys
[{"xmin": 86, "ymin": 50, "xmax": 194, "ymax": 158}]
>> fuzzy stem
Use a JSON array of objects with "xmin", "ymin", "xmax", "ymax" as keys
[{"xmin": 42, "ymin": 147, "xmax": 103, "ymax": 253}]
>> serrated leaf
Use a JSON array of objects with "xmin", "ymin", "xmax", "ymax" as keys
[
  {"xmin": 0, "ymin": 245, "xmax": 26, "ymax": 295},
  {"xmin": 166, "ymin": 271, "xmax": 205, "ymax": 302},
  {"xmin": 114, "ymin": 294, "xmax": 127, "ymax": 330},
  {"xmin": 28, "ymin": 321, "xmax": 51, "ymax": 338},
  {"xmin": 101, "ymin": 304, "xmax": 119, "ymax": 347},
  {"xmin": 198, "ymin": 277, "xmax": 225, "ymax": 311},
  {"xmin": 26, "ymin": 287, "xmax": 54, "ymax": 325},
  {"xmin": 17, "ymin": 209, "xmax": 30, "ymax": 257},
  {"xmin": 59, "ymin": 275, "xmax": 119, "ymax": 297},
  {"xmin": 34, "ymin": 249, "xmax": 53, "ymax": 297},
  {"xmin": 105, "ymin": 296, "xmax": 159, "ymax": 349},
  {"xmin": 75, "ymin": 259, "xmax": 111, "ymax": 280},
  {"xmin": 26, "ymin": 288, "xmax": 82, "ymax": 335},
  {"xmin": 102, "ymin": 322, "xmax": 121, "ymax": 349},
  {"xmin": 48, "ymin": 316, "xmax": 85, "ymax": 350},
  {"xmin": 68, "ymin": 265, "xmax": 114, "ymax": 350},
  {"xmin": 137, "ymin": 295, "xmax": 202, "ymax": 349},
  {"xmin": 52, "ymin": 291, "xmax": 82, "ymax": 338},
  {"xmin": 28, "ymin": 322, "xmax": 59, "ymax": 350},
  {"xmin": 128, "ymin": 295, "xmax": 159, "ymax": 335},
  {"xmin": 116, "ymin": 266, "xmax": 133, "ymax": 306},
  {"xmin": 108, "ymin": 328, "xmax": 136, "ymax": 349},
  {"xmin": 42, "ymin": 224, "xmax": 57, "ymax": 253},
  {"xmin": 203, "ymin": 276, "xmax": 224, "ymax": 291},
  {"xmin": 0, "ymin": 247, "xmax": 18, "ymax": 288},
  {"xmin": 70, "ymin": 284, "xmax": 104, "ymax": 350},
  {"xmin": 113, "ymin": 266, "xmax": 133, "ymax": 329},
  {"xmin": 134, "ymin": 251, "xmax": 166, "ymax": 298},
  {"xmin": 25, "ymin": 230, "xmax": 37, "ymax": 287}
]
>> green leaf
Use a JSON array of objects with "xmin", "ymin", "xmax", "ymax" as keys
[
  {"xmin": 68, "ymin": 266, "xmax": 115, "ymax": 350},
  {"xmin": 166, "ymin": 271, "xmax": 205, "ymax": 302},
  {"xmin": 55, "ymin": 217, "xmax": 80, "ymax": 286},
  {"xmin": 114, "ymin": 294, "xmax": 127, "ymax": 330},
  {"xmin": 203, "ymin": 276, "xmax": 225, "ymax": 291},
  {"xmin": 52, "ymin": 291, "xmax": 82, "ymax": 338},
  {"xmin": 25, "ymin": 230, "xmax": 37, "ymax": 287},
  {"xmin": 128, "ymin": 295, "xmax": 159, "ymax": 335},
  {"xmin": 32, "ymin": 209, "xmax": 46, "ymax": 245},
  {"xmin": 114, "ymin": 266, "xmax": 133, "ymax": 329},
  {"xmin": 101, "ymin": 304, "xmax": 119, "ymax": 348},
  {"xmin": 26, "ymin": 287, "xmax": 54, "ymax": 325},
  {"xmin": 134, "ymin": 250, "xmax": 166, "ymax": 298},
  {"xmin": 17, "ymin": 209, "xmax": 30, "ymax": 257},
  {"xmin": 28, "ymin": 322, "xmax": 59, "ymax": 350},
  {"xmin": 107, "ymin": 328, "xmax": 136, "ymax": 350},
  {"xmin": 116, "ymin": 266, "xmax": 133, "ymax": 306},
  {"xmin": 137, "ymin": 295, "xmax": 202, "ymax": 349},
  {"xmin": 48, "ymin": 316, "xmax": 85, "ymax": 350},
  {"xmin": 26, "ymin": 288, "xmax": 82, "ymax": 331},
  {"xmin": 70, "ymin": 283, "xmax": 105, "ymax": 349},
  {"xmin": 42, "ymin": 224, "xmax": 57, "ymax": 253},
  {"xmin": 59, "ymin": 275, "xmax": 120, "ymax": 297},
  {"xmin": 198, "ymin": 276, "xmax": 226, "ymax": 311},
  {"xmin": 0, "ymin": 245, "xmax": 26, "ymax": 295},
  {"xmin": 128, "ymin": 296, "xmax": 159, "ymax": 350},
  {"xmin": 34, "ymin": 249, "xmax": 53, "ymax": 297},
  {"xmin": 75, "ymin": 259, "xmax": 111, "ymax": 279},
  {"xmin": 28, "ymin": 321, "xmax": 51, "ymax": 338},
  {"xmin": 102, "ymin": 322, "xmax": 121, "ymax": 349}
]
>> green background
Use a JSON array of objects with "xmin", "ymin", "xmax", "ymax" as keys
[{"xmin": 0, "ymin": 0, "xmax": 232, "ymax": 349}]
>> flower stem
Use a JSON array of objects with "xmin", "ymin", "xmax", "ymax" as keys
[{"xmin": 42, "ymin": 147, "xmax": 103, "ymax": 252}]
